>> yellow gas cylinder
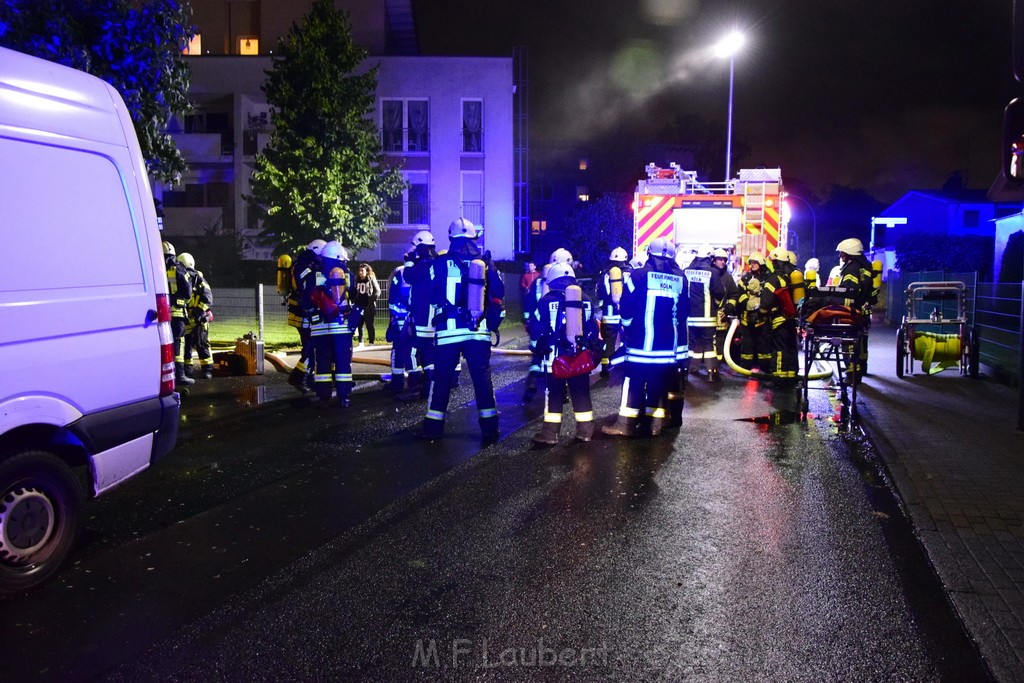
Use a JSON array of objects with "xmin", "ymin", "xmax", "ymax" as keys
[
  {"xmin": 276, "ymin": 254, "xmax": 293, "ymax": 296},
  {"xmin": 541, "ymin": 263, "xmax": 553, "ymax": 297},
  {"xmin": 328, "ymin": 267, "xmax": 347, "ymax": 307},
  {"xmin": 804, "ymin": 268, "xmax": 818, "ymax": 290},
  {"xmin": 872, "ymin": 259, "xmax": 883, "ymax": 302},
  {"xmin": 468, "ymin": 259, "xmax": 487, "ymax": 321},
  {"xmin": 789, "ymin": 269, "xmax": 806, "ymax": 308},
  {"xmin": 913, "ymin": 331, "xmax": 962, "ymax": 374},
  {"xmin": 564, "ymin": 284, "xmax": 583, "ymax": 345},
  {"xmin": 608, "ymin": 266, "xmax": 623, "ymax": 305}
]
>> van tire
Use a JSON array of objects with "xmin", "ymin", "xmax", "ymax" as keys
[{"xmin": 0, "ymin": 451, "xmax": 84, "ymax": 596}]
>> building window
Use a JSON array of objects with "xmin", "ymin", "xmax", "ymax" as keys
[
  {"xmin": 239, "ymin": 36, "xmax": 259, "ymax": 55},
  {"xmin": 462, "ymin": 99, "xmax": 482, "ymax": 153},
  {"xmin": 381, "ymin": 99, "xmax": 429, "ymax": 153},
  {"xmin": 579, "ymin": 158, "xmax": 588, "ymax": 170},
  {"xmin": 461, "ymin": 171, "xmax": 483, "ymax": 225},
  {"xmin": 387, "ymin": 172, "xmax": 429, "ymax": 225},
  {"xmin": 531, "ymin": 220, "xmax": 547, "ymax": 235},
  {"xmin": 534, "ymin": 184, "xmax": 552, "ymax": 202},
  {"xmin": 963, "ymin": 209, "xmax": 979, "ymax": 228},
  {"xmin": 577, "ymin": 186, "xmax": 590, "ymax": 202},
  {"xmin": 184, "ymin": 33, "xmax": 201, "ymax": 56}
]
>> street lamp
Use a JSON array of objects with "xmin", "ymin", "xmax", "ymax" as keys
[{"xmin": 714, "ymin": 30, "xmax": 745, "ymax": 182}]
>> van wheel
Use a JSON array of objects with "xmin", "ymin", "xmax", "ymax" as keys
[{"xmin": 0, "ymin": 451, "xmax": 84, "ymax": 596}]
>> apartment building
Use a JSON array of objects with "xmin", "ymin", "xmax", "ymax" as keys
[{"xmin": 159, "ymin": 0, "xmax": 516, "ymax": 261}]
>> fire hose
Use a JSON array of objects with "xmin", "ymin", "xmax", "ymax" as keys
[{"xmin": 722, "ymin": 318, "xmax": 832, "ymax": 381}]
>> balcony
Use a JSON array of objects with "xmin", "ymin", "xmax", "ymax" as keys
[
  {"xmin": 460, "ymin": 201, "xmax": 484, "ymax": 226},
  {"xmin": 381, "ymin": 127, "xmax": 430, "ymax": 154},
  {"xmin": 385, "ymin": 201, "xmax": 429, "ymax": 226},
  {"xmin": 171, "ymin": 132, "xmax": 234, "ymax": 163}
]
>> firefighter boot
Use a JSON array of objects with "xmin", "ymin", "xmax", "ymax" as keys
[
  {"xmin": 521, "ymin": 374, "xmax": 538, "ymax": 403},
  {"xmin": 480, "ymin": 416, "xmax": 500, "ymax": 446},
  {"xmin": 649, "ymin": 417, "xmax": 667, "ymax": 437},
  {"xmin": 574, "ymin": 421, "xmax": 595, "ymax": 442},
  {"xmin": 415, "ymin": 417, "xmax": 444, "ymax": 441},
  {"xmin": 288, "ymin": 366, "xmax": 309, "ymax": 393},
  {"xmin": 385, "ymin": 374, "xmax": 406, "ymax": 394},
  {"xmin": 175, "ymin": 363, "xmax": 195, "ymax": 386},
  {"xmin": 531, "ymin": 421, "xmax": 560, "ymax": 445},
  {"xmin": 397, "ymin": 373, "xmax": 423, "ymax": 401},
  {"xmin": 601, "ymin": 416, "xmax": 637, "ymax": 438}
]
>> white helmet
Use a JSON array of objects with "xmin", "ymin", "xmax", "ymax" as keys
[
  {"xmin": 411, "ymin": 230, "xmax": 435, "ymax": 247},
  {"xmin": 547, "ymin": 262, "xmax": 576, "ymax": 281},
  {"xmin": 178, "ymin": 252, "xmax": 195, "ymax": 270},
  {"xmin": 550, "ymin": 247, "xmax": 573, "ymax": 264},
  {"xmin": 675, "ymin": 250, "xmax": 695, "ymax": 270},
  {"xmin": 629, "ymin": 251, "xmax": 648, "ymax": 269},
  {"xmin": 648, "ymin": 237, "xmax": 675, "ymax": 258},
  {"xmin": 695, "ymin": 243, "xmax": 713, "ymax": 259},
  {"xmin": 321, "ymin": 240, "xmax": 348, "ymax": 262},
  {"xmin": 448, "ymin": 217, "xmax": 479, "ymax": 239},
  {"xmin": 711, "ymin": 248, "xmax": 729, "ymax": 260},
  {"xmin": 804, "ymin": 258, "xmax": 821, "ymax": 272},
  {"xmin": 162, "ymin": 241, "xmax": 175, "ymax": 257},
  {"xmin": 307, "ymin": 239, "xmax": 327, "ymax": 255},
  {"xmin": 836, "ymin": 238, "xmax": 864, "ymax": 256},
  {"xmin": 609, "ymin": 247, "xmax": 628, "ymax": 262}
]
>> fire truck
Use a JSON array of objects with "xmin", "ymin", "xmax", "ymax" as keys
[{"xmin": 633, "ymin": 163, "xmax": 788, "ymax": 260}]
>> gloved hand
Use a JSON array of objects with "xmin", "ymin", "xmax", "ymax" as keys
[{"xmin": 192, "ymin": 308, "xmax": 206, "ymax": 322}]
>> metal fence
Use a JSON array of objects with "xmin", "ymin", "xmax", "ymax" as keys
[{"xmin": 974, "ymin": 281, "xmax": 1024, "ymax": 388}]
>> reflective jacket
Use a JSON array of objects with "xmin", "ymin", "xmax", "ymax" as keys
[
  {"xmin": 166, "ymin": 256, "xmax": 192, "ymax": 320},
  {"xmin": 684, "ymin": 256, "xmax": 725, "ymax": 328},
  {"xmin": 529, "ymin": 277, "xmax": 599, "ymax": 368},
  {"xmin": 620, "ymin": 255, "xmax": 688, "ymax": 365},
  {"xmin": 595, "ymin": 260, "xmax": 632, "ymax": 324},
  {"xmin": 429, "ymin": 237, "xmax": 505, "ymax": 346},
  {"xmin": 404, "ymin": 246, "xmax": 437, "ymax": 339}
]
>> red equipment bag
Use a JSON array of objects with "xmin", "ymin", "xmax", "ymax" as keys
[
  {"xmin": 310, "ymin": 286, "xmax": 340, "ymax": 321},
  {"xmin": 774, "ymin": 285, "xmax": 796, "ymax": 319},
  {"xmin": 551, "ymin": 349, "xmax": 598, "ymax": 379}
]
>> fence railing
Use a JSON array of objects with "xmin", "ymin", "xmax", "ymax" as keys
[{"xmin": 974, "ymin": 281, "xmax": 1023, "ymax": 388}]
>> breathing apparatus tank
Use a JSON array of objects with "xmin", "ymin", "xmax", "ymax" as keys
[
  {"xmin": 872, "ymin": 259, "xmax": 883, "ymax": 303},
  {"xmin": 790, "ymin": 269, "xmax": 806, "ymax": 308},
  {"xmin": 276, "ymin": 254, "xmax": 293, "ymax": 296},
  {"xmin": 564, "ymin": 284, "xmax": 583, "ymax": 346},
  {"xmin": 804, "ymin": 268, "xmax": 818, "ymax": 290},
  {"xmin": 468, "ymin": 259, "xmax": 487, "ymax": 325},
  {"xmin": 608, "ymin": 266, "xmax": 624, "ymax": 305}
]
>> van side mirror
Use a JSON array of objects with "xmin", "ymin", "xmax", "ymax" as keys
[{"xmin": 1002, "ymin": 98, "xmax": 1024, "ymax": 184}]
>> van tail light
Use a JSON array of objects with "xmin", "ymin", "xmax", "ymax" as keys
[{"xmin": 156, "ymin": 294, "xmax": 176, "ymax": 396}]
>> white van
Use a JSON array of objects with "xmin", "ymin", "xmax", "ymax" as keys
[{"xmin": 0, "ymin": 47, "xmax": 180, "ymax": 593}]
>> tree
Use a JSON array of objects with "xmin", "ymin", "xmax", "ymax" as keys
[
  {"xmin": 894, "ymin": 232, "xmax": 993, "ymax": 276},
  {"xmin": 248, "ymin": 0, "xmax": 404, "ymax": 257},
  {"xmin": 563, "ymin": 193, "xmax": 634, "ymax": 274},
  {"xmin": 0, "ymin": 0, "xmax": 194, "ymax": 184}
]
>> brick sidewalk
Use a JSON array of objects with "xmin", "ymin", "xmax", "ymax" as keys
[{"xmin": 857, "ymin": 325, "xmax": 1024, "ymax": 682}]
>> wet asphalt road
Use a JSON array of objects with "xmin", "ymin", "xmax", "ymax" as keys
[{"xmin": 1, "ymin": 356, "xmax": 989, "ymax": 681}]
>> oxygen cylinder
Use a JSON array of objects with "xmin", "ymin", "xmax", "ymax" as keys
[
  {"xmin": 608, "ymin": 266, "xmax": 623, "ymax": 305},
  {"xmin": 541, "ymin": 264, "xmax": 553, "ymax": 297},
  {"xmin": 804, "ymin": 269, "xmax": 818, "ymax": 290},
  {"xmin": 564, "ymin": 284, "xmax": 583, "ymax": 345},
  {"xmin": 468, "ymin": 259, "xmax": 487, "ymax": 322},
  {"xmin": 789, "ymin": 269, "xmax": 806, "ymax": 308},
  {"xmin": 276, "ymin": 254, "xmax": 293, "ymax": 296},
  {"xmin": 871, "ymin": 259, "xmax": 883, "ymax": 304},
  {"xmin": 328, "ymin": 267, "xmax": 347, "ymax": 307}
]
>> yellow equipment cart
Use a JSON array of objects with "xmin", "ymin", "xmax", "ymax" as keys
[{"xmin": 896, "ymin": 281, "xmax": 979, "ymax": 378}]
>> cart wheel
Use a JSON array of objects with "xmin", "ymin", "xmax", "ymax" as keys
[
  {"xmin": 967, "ymin": 327, "xmax": 980, "ymax": 379},
  {"xmin": 896, "ymin": 327, "xmax": 906, "ymax": 378}
]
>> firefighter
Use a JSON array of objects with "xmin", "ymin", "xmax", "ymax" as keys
[
  {"xmin": 522, "ymin": 248, "xmax": 572, "ymax": 402},
  {"xmin": 684, "ymin": 243, "xmax": 725, "ymax": 381},
  {"xmin": 163, "ymin": 241, "xmax": 194, "ymax": 387},
  {"xmin": 760, "ymin": 247, "xmax": 800, "ymax": 384},
  {"xmin": 737, "ymin": 253, "xmax": 770, "ymax": 371},
  {"xmin": 711, "ymin": 248, "xmax": 739, "ymax": 380},
  {"xmin": 603, "ymin": 237, "xmax": 687, "ymax": 438},
  {"xmin": 308, "ymin": 241, "xmax": 356, "ymax": 408},
  {"xmin": 287, "ymin": 239, "xmax": 327, "ymax": 392},
  {"xmin": 835, "ymin": 238, "xmax": 876, "ymax": 374},
  {"xmin": 529, "ymin": 262, "xmax": 600, "ymax": 444},
  {"xmin": 384, "ymin": 253, "xmax": 419, "ymax": 394},
  {"xmin": 178, "ymin": 253, "xmax": 214, "ymax": 379},
  {"xmin": 595, "ymin": 247, "xmax": 631, "ymax": 378},
  {"xmin": 417, "ymin": 218, "xmax": 505, "ymax": 443},
  {"xmin": 399, "ymin": 230, "xmax": 438, "ymax": 401}
]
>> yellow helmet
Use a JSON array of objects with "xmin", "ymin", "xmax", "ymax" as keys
[
  {"xmin": 767, "ymin": 247, "xmax": 788, "ymax": 262},
  {"xmin": 747, "ymin": 252, "xmax": 765, "ymax": 265},
  {"xmin": 178, "ymin": 252, "xmax": 195, "ymax": 270},
  {"xmin": 836, "ymin": 238, "xmax": 864, "ymax": 256}
]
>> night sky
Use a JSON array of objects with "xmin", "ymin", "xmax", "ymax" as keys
[{"xmin": 414, "ymin": 0, "xmax": 1018, "ymax": 202}]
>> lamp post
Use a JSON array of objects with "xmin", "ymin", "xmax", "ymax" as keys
[{"xmin": 714, "ymin": 31, "xmax": 745, "ymax": 182}]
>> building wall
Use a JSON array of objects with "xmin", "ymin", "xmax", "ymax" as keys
[
  {"xmin": 162, "ymin": 55, "xmax": 513, "ymax": 262},
  {"xmin": 994, "ymin": 213, "xmax": 1024, "ymax": 282}
]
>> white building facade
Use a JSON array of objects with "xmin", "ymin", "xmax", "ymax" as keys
[{"xmin": 159, "ymin": 0, "xmax": 515, "ymax": 262}]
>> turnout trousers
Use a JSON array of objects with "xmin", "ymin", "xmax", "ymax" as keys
[
  {"xmin": 312, "ymin": 332, "xmax": 353, "ymax": 402},
  {"xmin": 769, "ymin": 319, "xmax": 799, "ymax": 381},
  {"xmin": 422, "ymin": 339, "xmax": 497, "ymax": 438},
  {"xmin": 618, "ymin": 360, "xmax": 675, "ymax": 427}
]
